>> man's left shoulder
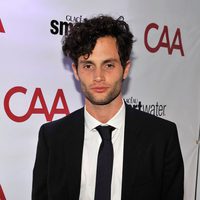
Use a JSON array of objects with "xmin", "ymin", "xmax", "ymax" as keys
[{"xmin": 125, "ymin": 103, "xmax": 177, "ymax": 130}]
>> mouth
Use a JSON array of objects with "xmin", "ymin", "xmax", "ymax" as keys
[{"xmin": 91, "ymin": 86, "xmax": 109, "ymax": 93}]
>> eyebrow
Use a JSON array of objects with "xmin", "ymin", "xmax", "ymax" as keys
[
  {"xmin": 101, "ymin": 58, "xmax": 118, "ymax": 65},
  {"xmin": 79, "ymin": 58, "xmax": 119, "ymax": 65},
  {"xmin": 79, "ymin": 60, "xmax": 94, "ymax": 65}
]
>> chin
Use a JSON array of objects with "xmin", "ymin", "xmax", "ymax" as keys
[{"xmin": 87, "ymin": 96, "xmax": 119, "ymax": 106}]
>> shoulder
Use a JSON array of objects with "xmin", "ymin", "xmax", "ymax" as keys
[
  {"xmin": 125, "ymin": 104, "xmax": 180, "ymax": 148},
  {"xmin": 44, "ymin": 107, "xmax": 83, "ymax": 127},
  {"xmin": 125, "ymin": 103, "xmax": 177, "ymax": 131},
  {"xmin": 39, "ymin": 107, "xmax": 84, "ymax": 138}
]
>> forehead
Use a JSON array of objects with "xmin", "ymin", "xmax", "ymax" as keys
[
  {"xmin": 95, "ymin": 36, "xmax": 118, "ymax": 49},
  {"xmin": 78, "ymin": 36, "xmax": 120, "ymax": 63}
]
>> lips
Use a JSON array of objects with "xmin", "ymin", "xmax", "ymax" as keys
[{"xmin": 91, "ymin": 86, "xmax": 109, "ymax": 93}]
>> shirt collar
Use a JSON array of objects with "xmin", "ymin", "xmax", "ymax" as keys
[{"xmin": 84, "ymin": 101, "xmax": 125, "ymax": 131}]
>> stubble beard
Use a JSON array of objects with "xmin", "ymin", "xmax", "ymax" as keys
[{"xmin": 80, "ymin": 81, "xmax": 122, "ymax": 106}]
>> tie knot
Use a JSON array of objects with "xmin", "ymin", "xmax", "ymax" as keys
[{"xmin": 96, "ymin": 125, "xmax": 115, "ymax": 141}]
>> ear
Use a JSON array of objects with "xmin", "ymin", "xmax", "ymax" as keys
[
  {"xmin": 72, "ymin": 63, "xmax": 80, "ymax": 81},
  {"xmin": 123, "ymin": 60, "xmax": 131, "ymax": 80}
]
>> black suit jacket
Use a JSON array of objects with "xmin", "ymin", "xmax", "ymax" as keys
[{"xmin": 32, "ymin": 104, "xmax": 184, "ymax": 200}]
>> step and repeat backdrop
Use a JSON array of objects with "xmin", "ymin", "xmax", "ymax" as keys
[{"xmin": 0, "ymin": 0, "xmax": 199, "ymax": 199}]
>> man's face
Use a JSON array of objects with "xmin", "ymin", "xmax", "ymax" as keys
[{"xmin": 72, "ymin": 36, "xmax": 130, "ymax": 106}]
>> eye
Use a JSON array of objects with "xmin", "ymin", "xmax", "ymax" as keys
[
  {"xmin": 83, "ymin": 64, "xmax": 93, "ymax": 70},
  {"xmin": 105, "ymin": 63, "xmax": 114, "ymax": 69}
]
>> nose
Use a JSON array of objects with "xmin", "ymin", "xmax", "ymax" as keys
[{"xmin": 94, "ymin": 67, "xmax": 105, "ymax": 82}]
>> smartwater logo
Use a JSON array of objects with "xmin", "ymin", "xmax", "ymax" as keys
[
  {"xmin": 50, "ymin": 15, "xmax": 83, "ymax": 35},
  {"xmin": 124, "ymin": 97, "xmax": 167, "ymax": 117}
]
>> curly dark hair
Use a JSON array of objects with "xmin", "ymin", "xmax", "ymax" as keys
[{"xmin": 62, "ymin": 15, "xmax": 135, "ymax": 68}]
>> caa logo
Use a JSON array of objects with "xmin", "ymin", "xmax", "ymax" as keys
[
  {"xmin": 4, "ymin": 86, "xmax": 70, "ymax": 122},
  {"xmin": 0, "ymin": 19, "xmax": 5, "ymax": 33},
  {"xmin": 0, "ymin": 184, "xmax": 6, "ymax": 200},
  {"xmin": 144, "ymin": 23, "xmax": 184, "ymax": 56}
]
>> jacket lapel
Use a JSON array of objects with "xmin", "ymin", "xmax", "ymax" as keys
[
  {"xmin": 63, "ymin": 108, "xmax": 85, "ymax": 199},
  {"xmin": 65, "ymin": 105, "xmax": 144, "ymax": 199},
  {"xmin": 121, "ymin": 104, "xmax": 143, "ymax": 199}
]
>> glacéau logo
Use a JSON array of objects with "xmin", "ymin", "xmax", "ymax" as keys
[{"xmin": 0, "ymin": 19, "xmax": 5, "ymax": 33}]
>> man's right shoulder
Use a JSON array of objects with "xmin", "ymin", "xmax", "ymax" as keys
[{"xmin": 39, "ymin": 107, "xmax": 84, "ymax": 135}]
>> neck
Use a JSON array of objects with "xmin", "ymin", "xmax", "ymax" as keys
[{"xmin": 85, "ymin": 96, "xmax": 123, "ymax": 123}]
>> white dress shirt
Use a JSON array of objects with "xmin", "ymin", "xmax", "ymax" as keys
[{"xmin": 79, "ymin": 102, "xmax": 125, "ymax": 200}]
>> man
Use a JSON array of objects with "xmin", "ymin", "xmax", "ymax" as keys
[{"xmin": 32, "ymin": 15, "xmax": 184, "ymax": 200}]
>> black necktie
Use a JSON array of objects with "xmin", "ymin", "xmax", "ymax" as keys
[{"xmin": 94, "ymin": 125, "xmax": 115, "ymax": 200}]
